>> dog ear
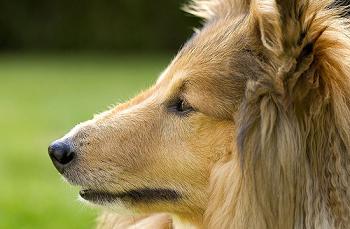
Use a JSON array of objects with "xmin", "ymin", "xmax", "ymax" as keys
[
  {"xmin": 250, "ymin": 0, "xmax": 283, "ymax": 53},
  {"xmin": 184, "ymin": 0, "xmax": 250, "ymax": 21},
  {"xmin": 249, "ymin": 0, "xmax": 334, "ymax": 98},
  {"xmin": 250, "ymin": 0, "xmax": 331, "ymax": 55}
]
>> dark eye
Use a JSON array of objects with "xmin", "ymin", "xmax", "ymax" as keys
[{"xmin": 169, "ymin": 99, "xmax": 194, "ymax": 115}]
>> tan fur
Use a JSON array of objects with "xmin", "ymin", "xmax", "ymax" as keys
[
  {"xmin": 97, "ymin": 212, "xmax": 172, "ymax": 229},
  {"xmin": 53, "ymin": 0, "xmax": 350, "ymax": 228}
]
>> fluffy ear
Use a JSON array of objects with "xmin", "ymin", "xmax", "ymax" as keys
[
  {"xmin": 184, "ymin": 0, "xmax": 250, "ymax": 21},
  {"xmin": 250, "ymin": 0, "xmax": 328, "ymax": 55},
  {"xmin": 251, "ymin": 0, "xmax": 283, "ymax": 53}
]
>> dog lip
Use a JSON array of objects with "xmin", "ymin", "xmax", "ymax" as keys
[
  {"xmin": 79, "ymin": 188, "xmax": 181, "ymax": 203},
  {"xmin": 79, "ymin": 189, "xmax": 116, "ymax": 203}
]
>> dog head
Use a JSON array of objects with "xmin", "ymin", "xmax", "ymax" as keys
[{"xmin": 49, "ymin": 0, "xmax": 350, "ymax": 227}]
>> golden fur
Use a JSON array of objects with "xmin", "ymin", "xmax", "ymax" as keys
[{"xmin": 51, "ymin": 0, "xmax": 350, "ymax": 228}]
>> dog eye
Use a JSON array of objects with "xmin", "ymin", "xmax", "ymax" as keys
[{"xmin": 169, "ymin": 99, "xmax": 194, "ymax": 115}]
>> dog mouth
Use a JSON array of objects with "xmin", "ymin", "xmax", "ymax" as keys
[{"xmin": 79, "ymin": 188, "xmax": 181, "ymax": 204}]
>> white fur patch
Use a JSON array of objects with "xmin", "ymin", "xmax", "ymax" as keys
[{"xmin": 78, "ymin": 195, "xmax": 135, "ymax": 215}]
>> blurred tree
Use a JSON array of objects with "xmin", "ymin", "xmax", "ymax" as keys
[{"xmin": 0, "ymin": 0, "xmax": 199, "ymax": 52}]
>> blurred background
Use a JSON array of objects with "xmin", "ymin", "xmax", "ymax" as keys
[{"xmin": 0, "ymin": 0, "xmax": 198, "ymax": 228}]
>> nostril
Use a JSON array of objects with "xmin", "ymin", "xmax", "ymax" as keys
[{"xmin": 48, "ymin": 141, "xmax": 75, "ymax": 171}]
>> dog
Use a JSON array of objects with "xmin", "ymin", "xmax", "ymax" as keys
[{"xmin": 48, "ymin": 0, "xmax": 350, "ymax": 228}]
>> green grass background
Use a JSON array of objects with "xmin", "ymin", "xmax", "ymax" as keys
[{"xmin": 0, "ymin": 54, "xmax": 170, "ymax": 228}]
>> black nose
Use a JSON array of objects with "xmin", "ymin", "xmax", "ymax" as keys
[{"xmin": 48, "ymin": 141, "xmax": 75, "ymax": 173}]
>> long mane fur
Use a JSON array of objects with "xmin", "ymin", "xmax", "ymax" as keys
[{"xmin": 186, "ymin": 0, "xmax": 350, "ymax": 228}]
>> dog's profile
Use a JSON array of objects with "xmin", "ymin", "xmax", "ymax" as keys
[{"xmin": 48, "ymin": 0, "xmax": 350, "ymax": 228}]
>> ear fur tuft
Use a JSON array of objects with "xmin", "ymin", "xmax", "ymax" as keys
[
  {"xmin": 184, "ymin": 0, "xmax": 250, "ymax": 21},
  {"xmin": 252, "ymin": 0, "xmax": 283, "ymax": 53},
  {"xmin": 251, "ymin": 0, "xmax": 333, "ymax": 57}
]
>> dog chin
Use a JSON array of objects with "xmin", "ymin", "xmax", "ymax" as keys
[{"xmin": 78, "ymin": 193, "xmax": 133, "ymax": 214}]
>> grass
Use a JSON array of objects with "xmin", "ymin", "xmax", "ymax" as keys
[{"xmin": 0, "ymin": 53, "xmax": 170, "ymax": 229}]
